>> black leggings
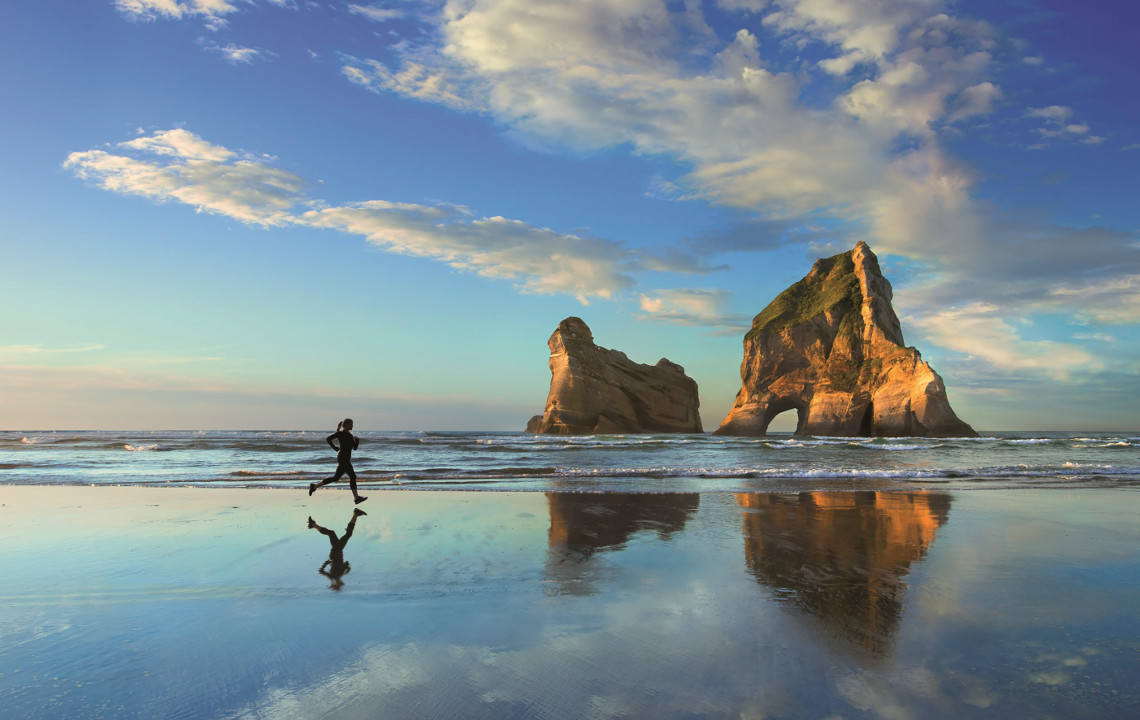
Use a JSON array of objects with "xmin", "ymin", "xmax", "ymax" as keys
[
  {"xmin": 329, "ymin": 461, "xmax": 356, "ymax": 482},
  {"xmin": 318, "ymin": 461, "xmax": 357, "ymax": 493}
]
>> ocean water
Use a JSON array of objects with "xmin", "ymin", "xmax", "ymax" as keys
[{"xmin": 2, "ymin": 430, "xmax": 1138, "ymax": 492}]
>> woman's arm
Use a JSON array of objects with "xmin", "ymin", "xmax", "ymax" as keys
[
  {"xmin": 353, "ymin": 435, "xmax": 360, "ymax": 450},
  {"xmin": 326, "ymin": 432, "xmax": 339, "ymax": 451}
]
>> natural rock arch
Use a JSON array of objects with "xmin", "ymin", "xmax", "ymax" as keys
[{"xmin": 716, "ymin": 242, "xmax": 975, "ymax": 438}]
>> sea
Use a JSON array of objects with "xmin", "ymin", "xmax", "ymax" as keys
[{"xmin": 2, "ymin": 430, "xmax": 1138, "ymax": 493}]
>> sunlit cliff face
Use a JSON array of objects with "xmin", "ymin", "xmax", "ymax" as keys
[{"xmin": 738, "ymin": 491, "xmax": 951, "ymax": 658}]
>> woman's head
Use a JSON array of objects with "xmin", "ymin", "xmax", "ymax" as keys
[{"xmin": 338, "ymin": 418, "xmax": 354, "ymax": 431}]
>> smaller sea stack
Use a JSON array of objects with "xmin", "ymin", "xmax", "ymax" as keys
[{"xmin": 526, "ymin": 317, "xmax": 703, "ymax": 435}]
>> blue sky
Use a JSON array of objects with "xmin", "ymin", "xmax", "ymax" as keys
[{"xmin": 2, "ymin": 0, "xmax": 1138, "ymax": 431}]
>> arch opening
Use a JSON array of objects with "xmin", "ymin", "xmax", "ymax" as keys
[
  {"xmin": 858, "ymin": 401, "xmax": 875, "ymax": 436},
  {"xmin": 762, "ymin": 397, "xmax": 807, "ymax": 435},
  {"xmin": 767, "ymin": 409, "xmax": 802, "ymax": 434}
]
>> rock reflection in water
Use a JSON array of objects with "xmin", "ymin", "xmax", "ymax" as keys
[
  {"xmin": 545, "ymin": 492, "xmax": 700, "ymax": 595},
  {"xmin": 738, "ymin": 491, "xmax": 951, "ymax": 658}
]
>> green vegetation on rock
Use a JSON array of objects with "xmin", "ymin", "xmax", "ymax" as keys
[
  {"xmin": 825, "ymin": 359, "xmax": 862, "ymax": 392},
  {"xmin": 747, "ymin": 251, "xmax": 863, "ymax": 343}
]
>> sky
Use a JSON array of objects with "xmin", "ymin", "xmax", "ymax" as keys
[{"xmin": 2, "ymin": 0, "xmax": 1138, "ymax": 432}]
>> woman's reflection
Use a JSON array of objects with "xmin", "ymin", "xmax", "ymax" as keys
[
  {"xmin": 308, "ymin": 508, "xmax": 366, "ymax": 591},
  {"xmin": 738, "ymin": 491, "xmax": 951, "ymax": 658}
]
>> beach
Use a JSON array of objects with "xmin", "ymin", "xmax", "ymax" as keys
[{"xmin": 1, "ymin": 485, "xmax": 1137, "ymax": 719}]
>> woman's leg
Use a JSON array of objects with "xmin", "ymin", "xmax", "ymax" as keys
[
  {"xmin": 347, "ymin": 464, "xmax": 367, "ymax": 503},
  {"xmin": 311, "ymin": 463, "xmax": 348, "ymax": 495}
]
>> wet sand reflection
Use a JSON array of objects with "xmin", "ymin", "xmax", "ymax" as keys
[
  {"xmin": 738, "ymin": 491, "xmax": 951, "ymax": 658},
  {"xmin": 545, "ymin": 492, "xmax": 700, "ymax": 595},
  {"xmin": 308, "ymin": 508, "xmax": 366, "ymax": 591}
]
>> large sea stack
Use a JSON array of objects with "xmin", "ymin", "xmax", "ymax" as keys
[
  {"xmin": 716, "ymin": 242, "xmax": 976, "ymax": 438},
  {"xmin": 526, "ymin": 317, "xmax": 703, "ymax": 434}
]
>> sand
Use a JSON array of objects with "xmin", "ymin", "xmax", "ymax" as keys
[{"xmin": 1, "ymin": 485, "xmax": 1138, "ymax": 719}]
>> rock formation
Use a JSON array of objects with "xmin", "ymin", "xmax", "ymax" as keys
[
  {"xmin": 526, "ymin": 317, "xmax": 703, "ymax": 434},
  {"xmin": 716, "ymin": 242, "xmax": 976, "ymax": 437}
]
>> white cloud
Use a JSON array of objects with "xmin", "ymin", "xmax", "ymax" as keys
[
  {"xmin": 343, "ymin": 59, "xmax": 481, "ymax": 111},
  {"xmin": 906, "ymin": 303, "xmax": 1100, "ymax": 380},
  {"xmin": 301, "ymin": 202, "xmax": 640, "ymax": 301},
  {"xmin": 67, "ymin": 129, "xmax": 714, "ymax": 303},
  {"xmin": 946, "ymin": 81, "xmax": 1001, "ymax": 122},
  {"xmin": 204, "ymin": 42, "xmax": 274, "ymax": 64},
  {"xmin": 114, "ymin": 0, "xmax": 296, "ymax": 29},
  {"xmin": 1024, "ymin": 105, "xmax": 1100, "ymax": 144},
  {"xmin": 342, "ymin": 0, "xmax": 1005, "ymax": 257},
  {"xmin": 841, "ymin": 55, "xmax": 988, "ymax": 137},
  {"xmin": 121, "ymin": 127, "xmax": 236, "ymax": 162},
  {"xmin": 348, "ymin": 4, "xmax": 404, "ymax": 23},
  {"xmin": 637, "ymin": 288, "xmax": 749, "ymax": 329},
  {"xmin": 115, "ymin": 0, "xmax": 241, "ymax": 29},
  {"xmin": 891, "ymin": 216, "xmax": 1140, "ymax": 331},
  {"xmin": 104, "ymin": 2, "xmax": 1129, "ymax": 345},
  {"xmin": 865, "ymin": 144, "xmax": 982, "ymax": 260},
  {"xmin": 64, "ymin": 129, "xmax": 306, "ymax": 226},
  {"xmin": 1051, "ymin": 274, "xmax": 1140, "ymax": 325},
  {"xmin": 760, "ymin": 0, "xmax": 950, "ymax": 76},
  {"xmin": 1026, "ymin": 105, "xmax": 1071, "ymax": 122}
]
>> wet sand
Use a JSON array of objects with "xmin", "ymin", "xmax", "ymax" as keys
[{"xmin": 1, "ymin": 485, "xmax": 1137, "ymax": 718}]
